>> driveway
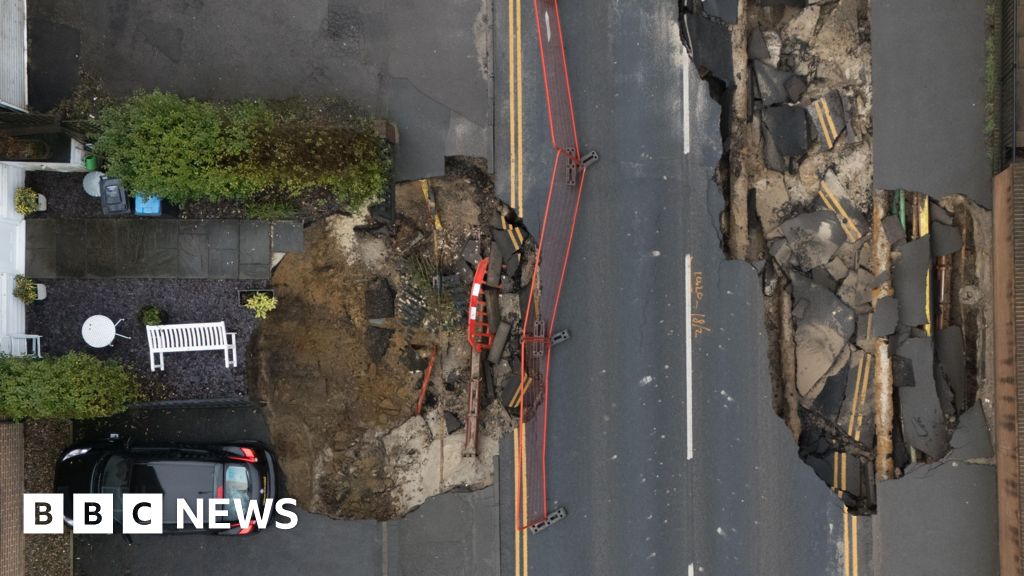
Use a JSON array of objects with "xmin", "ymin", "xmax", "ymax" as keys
[{"xmin": 72, "ymin": 403, "xmax": 498, "ymax": 576}]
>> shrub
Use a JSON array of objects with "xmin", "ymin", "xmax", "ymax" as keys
[
  {"xmin": 93, "ymin": 91, "xmax": 391, "ymax": 209},
  {"xmin": 244, "ymin": 292, "xmax": 278, "ymax": 320},
  {"xmin": 14, "ymin": 187, "xmax": 38, "ymax": 215},
  {"xmin": 138, "ymin": 305, "xmax": 166, "ymax": 326},
  {"xmin": 0, "ymin": 352, "xmax": 143, "ymax": 420},
  {"xmin": 13, "ymin": 275, "xmax": 37, "ymax": 304}
]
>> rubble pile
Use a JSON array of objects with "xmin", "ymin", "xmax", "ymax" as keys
[{"xmin": 708, "ymin": 0, "xmax": 995, "ymax": 513}]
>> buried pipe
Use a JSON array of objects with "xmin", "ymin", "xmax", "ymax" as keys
[{"xmin": 871, "ymin": 189, "xmax": 895, "ymax": 480}]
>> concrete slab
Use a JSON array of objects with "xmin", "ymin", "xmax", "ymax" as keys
[
  {"xmin": 239, "ymin": 221, "xmax": 271, "ymax": 265},
  {"xmin": 872, "ymin": 0, "xmax": 990, "ymax": 206},
  {"xmin": 930, "ymin": 222, "xmax": 962, "ymax": 257},
  {"xmin": 271, "ymin": 221, "xmax": 304, "ymax": 253},
  {"xmin": 791, "ymin": 274, "xmax": 856, "ymax": 396}
]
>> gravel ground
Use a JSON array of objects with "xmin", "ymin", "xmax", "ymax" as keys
[
  {"xmin": 23, "ymin": 420, "xmax": 72, "ymax": 576},
  {"xmin": 25, "ymin": 278, "xmax": 267, "ymax": 400},
  {"xmin": 24, "ymin": 171, "xmax": 182, "ymax": 220}
]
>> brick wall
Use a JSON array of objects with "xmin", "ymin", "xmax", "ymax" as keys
[{"xmin": 0, "ymin": 422, "xmax": 24, "ymax": 576}]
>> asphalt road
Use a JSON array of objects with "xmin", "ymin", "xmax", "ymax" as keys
[{"xmin": 495, "ymin": 1, "xmax": 872, "ymax": 574}]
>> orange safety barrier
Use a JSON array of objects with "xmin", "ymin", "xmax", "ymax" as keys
[{"xmin": 468, "ymin": 257, "xmax": 494, "ymax": 352}]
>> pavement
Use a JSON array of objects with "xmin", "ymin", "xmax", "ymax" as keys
[
  {"xmin": 27, "ymin": 0, "xmax": 493, "ymax": 181},
  {"xmin": 72, "ymin": 403, "xmax": 500, "ymax": 576},
  {"xmin": 25, "ymin": 219, "xmax": 302, "ymax": 280},
  {"xmin": 494, "ymin": 1, "xmax": 870, "ymax": 574},
  {"xmin": 872, "ymin": 0, "xmax": 991, "ymax": 207}
]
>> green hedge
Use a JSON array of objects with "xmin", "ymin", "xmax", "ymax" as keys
[
  {"xmin": 93, "ymin": 91, "xmax": 391, "ymax": 208},
  {"xmin": 0, "ymin": 352, "xmax": 143, "ymax": 420}
]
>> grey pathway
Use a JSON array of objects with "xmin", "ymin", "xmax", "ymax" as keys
[
  {"xmin": 28, "ymin": 0, "xmax": 493, "ymax": 181},
  {"xmin": 73, "ymin": 404, "xmax": 499, "ymax": 576},
  {"xmin": 872, "ymin": 0, "xmax": 991, "ymax": 206},
  {"xmin": 494, "ymin": 1, "xmax": 863, "ymax": 574},
  {"xmin": 26, "ymin": 219, "xmax": 301, "ymax": 280}
]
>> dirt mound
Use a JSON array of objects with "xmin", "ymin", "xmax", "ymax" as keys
[{"xmin": 251, "ymin": 159, "xmax": 512, "ymax": 520}]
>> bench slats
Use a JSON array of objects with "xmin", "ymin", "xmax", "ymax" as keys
[{"xmin": 147, "ymin": 322, "xmax": 229, "ymax": 353}]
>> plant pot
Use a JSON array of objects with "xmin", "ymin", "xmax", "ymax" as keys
[
  {"xmin": 84, "ymin": 155, "xmax": 98, "ymax": 171},
  {"xmin": 36, "ymin": 194, "xmax": 47, "ymax": 212},
  {"xmin": 239, "ymin": 289, "xmax": 275, "ymax": 306},
  {"xmin": 35, "ymin": 284, "xmax": 47, "ymax": 301}
]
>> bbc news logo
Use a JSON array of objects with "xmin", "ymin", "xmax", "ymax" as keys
[{"xmin": 23, "ymin": 494, "xmax": 299, "ymax": 534}]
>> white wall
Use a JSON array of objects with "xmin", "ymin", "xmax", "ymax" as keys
[
  {"xmin": 0, "ymin": 0, "xmax": 27, "ymax": 111},
  {"xmin": 0, "ymin": 164, "xmax": 26, "ymax": 354}
]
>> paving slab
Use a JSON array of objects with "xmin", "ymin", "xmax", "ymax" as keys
[{"xmin": 271, "ymin": 221, "xmax": 304, "ymax": 253}]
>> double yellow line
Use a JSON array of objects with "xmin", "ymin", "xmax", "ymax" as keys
[
  {"xmin": 819, "ymin": 179, "xmax": 862, "ymax": 242},
  {"xmin": 812, "ymin": 97, "xmax": 840, "ymax": 150},
  {"xmin": 513, "ymin": 425, "xmax": 529, "ymax": 576},
  {"xmin": 834, "ymin": 352, "xmax": 871, "ymax": 576},
  {"xmin": 508, "ymin": 0, "xmax": 525, "ymax": 215}
]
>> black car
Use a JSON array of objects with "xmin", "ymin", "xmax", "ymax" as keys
[{"xmin": 54, "ymin": 435, "xmax": 277, "ymax": 535}]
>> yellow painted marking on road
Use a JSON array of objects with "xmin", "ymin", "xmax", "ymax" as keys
[
  {"xmin": 420, "ymin": 180, "xmax": 442, "ymax": 230},
  {"xmin": 852, "ymin": 511, "xmax": 859, "ymax": 576},
  {"xmin": 509, "ymin": 227, "xmax": 522, "ymax": 251},
  {"xmin": 813, "ymin": 100, "xmax": 834, "ymax": 149},
  {"xmin": 833, "ymin": 451, "xmax": 840, "ymax": 493},
  {"xmin": 819, "ymin": 180, "xmax": 862, "ymax": 242},
  {"xmin": 513, "ymin": 225, "xmax": 525, "ymax": 245},
  {"xmin": 513, "ymin": 427, "xmax": 521, "ymax": 576},
  {"xmin": 515, "ymin": 0, "xmax": 524, "ymax": 215},
  {"xmin": 521, "ymin": 419, "xmax": 529, "ymax": 575},
  {"xmin": 508, "ymin": 0, "xmax": 517, "ymax": 212},
  {"xmin": 821, "ymin": 97, "xmax": 840, "ymax": 144},
  {"xmin": 920, "ymin": 201, "xmax": 932, "ymax": 336},
  {"xmin": 843, "ymin": 507, "xmax": 851, "ymax": 576}
]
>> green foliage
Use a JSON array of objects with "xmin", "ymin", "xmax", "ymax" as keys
[
  {"xmin": 93, "ymin": 91, "xmax": 391, "ymax": 209},
  {"xmin": 13, "ymin": 275, "xmax": 37, "ymax": 304},
  {"xmin": 138, "ymin": 305, "xmax": 165, "ymax": 326},
  {"xmin": 0, "ymin": 352, "xmax": 143, "ymax": 420},
  {"xmin": 244, "ymin": 292, "xmax": 278, "ymax": 320},
  {"xmin": 14, "ymin": 187, "xmax": 38, "ymax": 215}
]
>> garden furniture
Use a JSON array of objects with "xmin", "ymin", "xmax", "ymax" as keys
[{"xmin": 146, "ymin": 321, "xmax": 237, "ymax": 371}]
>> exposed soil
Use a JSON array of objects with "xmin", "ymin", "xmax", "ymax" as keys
[
  {"xmin": 251, "ymin": 158, "xmax": 511, "ymax": 520},
  {"xmin": 23, "ymin": 420, "xmax": 72, "ymax": 576}
]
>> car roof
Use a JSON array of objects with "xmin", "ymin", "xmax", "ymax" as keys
[{"xmin": 130, "ymin": 461, "xmax": 219, "ymax": 513}]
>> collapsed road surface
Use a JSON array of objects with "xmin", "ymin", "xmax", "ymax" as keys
[{"xmin": 496, "ymin": 0, "xmax": 868, "ymax": 574}]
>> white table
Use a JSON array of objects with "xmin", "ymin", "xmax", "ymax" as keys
[{"xmin": 82, "ymin": 315, "xmax": 130, "ymax": 348}]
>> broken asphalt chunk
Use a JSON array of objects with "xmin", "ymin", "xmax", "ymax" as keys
[
  {"xmin": 444, "ymin": 411, "xmax": 464, "ymax": 434},
  {"xmin": 881, "ymin": 214, "xmax": 907, "ymax": 248},
  {"xmin": 779, "ymin": 211, "xmax": 844, "ymax": 271},
  {"xmin": 872, "ymin": 296, "xmax": 899, "ymax": 338},
  {"xmin": 807, "ymin": 91, "xmax": 846, "ymax": 151},
  {"xmin": 748, "ymin": 27, "xmax": 771, "ymax": 63},
  {"xmin": 930, "ymin": 222, "xmax": 962, "ymax": 257},
  {"xmin": 896, "ymin": 337, "xmax": 950, "ymax": 458},
  {"xmin": 683, "ymin": 13, "xmax": 734, "ymax": 87},
  {"xmin": 702, "ymin": 0, "xmax": 738, "ymax": 24},
  {"xmin": 946, "ymin": 404, "xmax": 994, "ymax": 461},
  {"xmin": 818, "ymin": 170, "xmax": 867, "ymax": 243},
  {"xmin": 784, "ymin": 74, "xmax": 808, "ymax": 103},
  {"xmin": 753, "ymin": 61, "xmax": 793, "ymax": 107},
  {"xmin": 791, "ymin": 274, "xmax": 856, "ymax": 397},
  {"xmin": 762, "ymin": 104, "xmax": 810, "ymax": 158},
  {"xmin": 892, "ymin": 236, "xmax": 931, "ymax": 327},
  {"xmin": 936, "ymin": 326, "xmax": 967, "ymax": 414}
]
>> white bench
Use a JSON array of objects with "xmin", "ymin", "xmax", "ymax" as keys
[{"xmin": 146, "ymin": 322, "xmax": 237, "ymax": 371}]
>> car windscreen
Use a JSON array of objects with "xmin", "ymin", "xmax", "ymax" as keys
[
  {"xmin": 99, "ymin": 455, "xmax": 129, "ymax": 518},
  {"xmin": 224, "ymin": 465, "xmax": 251, "ymax": 517},
  {"xmin": 130, "ymin": 461, "xmax": 217, "ymax": 523}
]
